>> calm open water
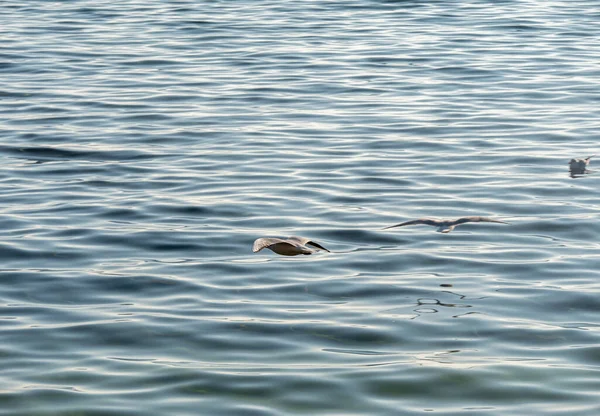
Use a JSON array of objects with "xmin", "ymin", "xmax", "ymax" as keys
[{"xmin": 1, "ymin": 1, "xmax": 600, "ymax": 415}]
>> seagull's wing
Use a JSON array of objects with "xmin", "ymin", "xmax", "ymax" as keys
[
  {"xmin": 253, "ymin": 237, "xmax": 288, "ymax": 253},
  {"xmin": 586, "ymin": 155, "xmax": 596, "ymax": 162},
  {"xmin": 383, "ymin": 218, "xmax": 441, "ymax": 230},
  {"xmin": 305, "ymin": 240, "xmax": 330, "ymax": 252},
  {"xmin": 454, "ymin": 216, "xmax": 508, "ymax": 225},
  {"xmin": 286, "ymin": 236, "xmax": 310, "ymax": 246},
  {"xmin": 286, "ymin": 236, "xmax": 330, "ymax": 252}
]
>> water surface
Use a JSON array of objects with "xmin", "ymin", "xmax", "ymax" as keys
[{"xmin": 1, "ymin": 1, "xmax": 600, "ymax": 415}]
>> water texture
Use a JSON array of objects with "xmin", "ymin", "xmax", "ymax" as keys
[{"xmin": 1, "ymin": 1, "xmax": 600, "ymax": 414}]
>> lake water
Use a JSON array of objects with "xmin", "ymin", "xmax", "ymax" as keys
[{"xmin": 1, "ymin": 1, "xmax": 600, "ymax": 414}]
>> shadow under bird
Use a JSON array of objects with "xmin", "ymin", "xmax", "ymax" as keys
[
  {"xmin": 252, "ymin": 236, "xmax": 331, "ymax": 256},
  {"xmin": 569, "ymin": 155, "xmax": 594, "ymax": 175},
  {"xmin": 383, "ymin": 216, "xmax": 508, "ymax": 234}
]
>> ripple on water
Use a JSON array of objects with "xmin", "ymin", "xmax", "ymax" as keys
[{"xmin": 1, "ymin": 0, "xmax": 600, "ymax": 415}]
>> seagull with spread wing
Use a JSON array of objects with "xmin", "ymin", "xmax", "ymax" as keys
[
  {"xmin": 252, "ymin": 236, "xmax": 330, "ymax": 256},
  {"xmin": 569, "ymin": 155, "xmax": 594, "ymax": 175},
  {"xmin": 383, "ymin": 216, "xmax": 508, "ymax": 234}
]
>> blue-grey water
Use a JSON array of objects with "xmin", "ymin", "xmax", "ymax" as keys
[{"xmin": 1, "ymin": 1, "xmax": 600, "ymax": 414}]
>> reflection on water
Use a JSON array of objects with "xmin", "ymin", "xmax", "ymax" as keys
[{"xmin": 413, "ymin": 296, "xmax": 472, "ymax": 316}]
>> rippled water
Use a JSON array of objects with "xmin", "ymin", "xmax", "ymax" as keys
[{"xmin": 2, "ymin": 1, "xmax": 600, "ymax": 414}]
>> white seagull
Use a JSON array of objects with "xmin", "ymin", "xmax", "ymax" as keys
[
  {"xmin": 383, "ymin": 216, "xmax": 508, "ymax": 234},
  {"xmin": 569, "ymin": 155, "xmax": 594, "ymax": 175},
  {"xmin": 252, "ymin": 236, "xmax": 330, "ymax": 256}
]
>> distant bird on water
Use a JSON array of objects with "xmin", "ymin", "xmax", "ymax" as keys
[
  {"xmin": 252, "ymin": 236, "xmax": 330, "ymax": 256},
  {"xmin": 383, "ymin": 216, "xmax": 508, "ymax": 234},
  {"xmin": 569, "ymin": 155, "xmax": 594, "ymax": 175}
]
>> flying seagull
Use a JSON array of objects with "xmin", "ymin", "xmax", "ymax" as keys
[
  {"xmin": 383, "ymin": 216, "xmax": 508, "ymax": 234},
  {"xmin": 252, "ymin": 236, "xmax": 330, "ymax": 256},
  {"xmin": 569, "ymin": 155, "xmax": 594, "ymax": 175}
]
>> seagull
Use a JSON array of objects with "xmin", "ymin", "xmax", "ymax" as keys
[
  {"xmin": 252, "ymin": 236, "xmax": 330, "ymax": 256},
  {"xmin": 383, "ymin": 216, "xmax": 508, "ymax": 234},
  {"xmin": 569, "ymin": 155, "xmax": 594, "ymax": 175}
]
